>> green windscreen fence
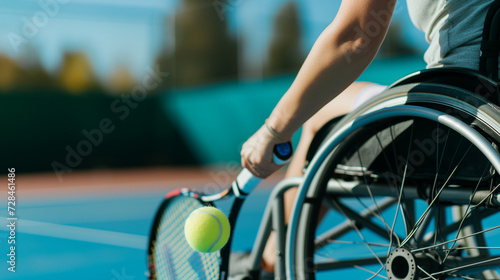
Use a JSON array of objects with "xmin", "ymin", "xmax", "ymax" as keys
[{"xmin": 2, "ymin": 56, "xmax": 425, "ymax": 173}]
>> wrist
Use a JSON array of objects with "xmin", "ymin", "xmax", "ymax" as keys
[
  {"xmin": 266, "ymin": 114, "xmax": 295, "ymax": 141},
  {"xmin": 264, "ymin": 119, "xmax": 286, "ymax": 142}
]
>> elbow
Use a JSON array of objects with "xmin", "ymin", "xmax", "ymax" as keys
[
  {"xmin": 330, "ymin": 25, "xmax": 385, "ymax": 63},
  {"xmin": 341, "ymin": 34, "xmax": 382, "ymax": 64}
]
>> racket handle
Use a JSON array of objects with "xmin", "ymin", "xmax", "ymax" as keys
[{"xmin": 234, "ymin": 142, "xmax": 293, "ymax": 197}]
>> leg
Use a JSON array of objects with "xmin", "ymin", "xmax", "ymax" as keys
[{"xmin": 262, "ymin": 82, "xmax": 374, "ymax": 271}]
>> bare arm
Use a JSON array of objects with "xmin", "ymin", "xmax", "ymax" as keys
[
  {"xmin": 269, "ymin": 0, "xmax": 396, "ymax": 137},
  {"xmin": 241, "ymin": 0, "xmax": 397, "ymax": 177}
]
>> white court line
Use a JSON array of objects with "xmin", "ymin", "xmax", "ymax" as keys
[{"xmin": 1, "ymin": 217, "xmax": 147, "ymax": 250}]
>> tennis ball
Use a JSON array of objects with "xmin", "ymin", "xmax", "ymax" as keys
[{"xmin": 184, "ymin": 206, "xmax": 231, "ymax": 253}]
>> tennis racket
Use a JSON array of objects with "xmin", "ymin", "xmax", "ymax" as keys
[{"xmin": 147, "ymin": 142, "xmax": 293, "ymax": 280}]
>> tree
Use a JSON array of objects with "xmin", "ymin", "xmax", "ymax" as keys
[
  {"xmin": 0, "ymin": 55, "xmax": 20, "ymax": 91},
  {"xmin": 56, "ymin": 51, "xmax": 100, "ymax": 94},
  {"xmin": 266, "ymin": 1, "xmax": 305, "ymax": 76},
  {"xmin": 158, "ymin": 0, "xmax": 238, "ymax": 87},
  {"xmin": 107, "ymin": 66, "xmax": 135, "ymax": 94},
  {"xmin": 3, "ymin": 44, "xmax": 56, "ymax": 91}
]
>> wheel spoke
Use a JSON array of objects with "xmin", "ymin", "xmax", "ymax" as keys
[
  {"xmin": 450, "ymin": 275, "xmax": 481, "ymax": 280},
  {"xmin": 387, "ymin": 123, "xmax": 414, "ymax": 251},
  {"xmin": 374, "ymin": 132, "xmax": 397, "ymax": 178},
  {"xmin": 413, "ymin": 224, "xmax": 500, "ymax": 253},
  {"xmin": 413, "ymin": 205, "xmax": 436, "ymax": 245},
  {"xmin": 402, "ymin": 142, "xmax": 473, "ymax": 247},
  {"xmin": 315, "ymin": 196, "xmax": 397, "ymax": 250},
  {"xmin": 418, "ymin": 265, "xmax": 439, "ymax": 280},
  {"xmin": 315, "ymin": 255, "xmax": 387, "ymax": 271},
  {"xmin": 328, "ymin": 199, "xmax": 386, "ymax": 268},
  {"xmin": 358, "ymin": 266, "xmax": 387, "ymax": 280},
  {"xmin": 295, "ymin": 108, "xmax": 500, "ymax": 279},
  {"xmin": 375, "ymin": 130, "xmax": 415, "ymax": 239},
  {"xmin": 356, "ymin": 148, "xmax": 396, "ymax": 247},
  {"xmin": 329, "ymin": 199, "xmax": 402, "ymax": 243},
  {"xmin": 427, "ymin": 256, "xmax": 500, "ymax": 279},
  {"xmin": 442, "ymin": 154, "xmax": 490, "ymax": 263},
  {"xmin": 326, "ymin": 240, "xmax": 390, "ymax": 247},
  {"xmin": 401, "ymin": 199, "xmax": 416, "ymax": 238},
  {"xmin": 442, "ymin": 246, "xmax": 500, "ymax": 251}
]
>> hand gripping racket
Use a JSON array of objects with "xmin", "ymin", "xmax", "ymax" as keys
[{"xmin": 147, "ymin": 142, "xmax": 293, "ymax": 280}]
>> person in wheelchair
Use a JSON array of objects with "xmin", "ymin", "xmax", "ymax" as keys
[{"xmin": 238, "ymin": 0, "xmax": 500, "ymax": 278}]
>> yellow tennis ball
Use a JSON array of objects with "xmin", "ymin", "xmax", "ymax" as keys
[{"xmin": 184, "ymin": 206, "xmax": 231, "ymax": 253}]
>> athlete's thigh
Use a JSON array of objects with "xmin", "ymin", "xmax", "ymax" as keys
[{"xmin": 304, "ymin": 82, "xmax": 386, "ymax": 132}]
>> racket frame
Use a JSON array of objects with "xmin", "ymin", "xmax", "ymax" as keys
[
  {"xmin": 147, "ymin": 142, "xmax": 293, "ymax": 279},
  {"xmin": 147, "ymin": 187, "xmax": 235, "ymax": 279}
]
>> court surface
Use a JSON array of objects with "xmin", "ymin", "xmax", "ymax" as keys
[
  {"xmin": 0, "ymin": 168, "xmax": 284, "ymax": 280},
  {"xmin": 5, "ymin": 167, "xmax": 489, "ymax": 279}
]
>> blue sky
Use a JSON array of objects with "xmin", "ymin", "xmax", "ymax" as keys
[
  {"xmin": 0, "ymin": 0, "xmax": 428, "ymax": 81},
  {"xmin": 0, "ymin": 0, "xmax": 170, "ymax": 79}
]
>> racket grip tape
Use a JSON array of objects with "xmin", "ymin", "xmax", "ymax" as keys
[{"xmin": 234, "ymin": 142, "xmax": 293, "ymax": 197}]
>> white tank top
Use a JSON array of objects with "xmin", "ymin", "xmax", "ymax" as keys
[{"xmin": 406, "ymin": 0, "xmax": 495, "ymax": 71}]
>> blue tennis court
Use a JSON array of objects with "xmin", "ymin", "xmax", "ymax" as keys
[
  {"xmin": 4, "ymin": 168, "xmax": 500, "ymax": 279},
  {"xmin": 0, "ymin": 169, "xmax": 274, "ymax": 280}
]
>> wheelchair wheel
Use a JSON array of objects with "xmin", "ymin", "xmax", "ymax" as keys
[{"xmin": 290, "ymin": 103, "xmax": 500, "ymax": 279}]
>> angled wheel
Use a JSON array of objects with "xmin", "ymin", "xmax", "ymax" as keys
[{"xmin": 289, "ymin": 103, "xmax": 500, "ymax": 280}]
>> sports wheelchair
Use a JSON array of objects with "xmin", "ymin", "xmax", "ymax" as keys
[{"xmin": 233, "ymin": 1, "xmax": 500, "ymax": 279}]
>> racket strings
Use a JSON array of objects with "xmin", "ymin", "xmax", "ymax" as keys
[{"xmin": 152, "ymin": 196, "xmax": 221, "ymax": 280}]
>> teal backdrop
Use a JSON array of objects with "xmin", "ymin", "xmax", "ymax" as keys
[
  {"xmin": 164, "ymin": 56, "xmax": 426, "ymax": 165},
  {"xmin": 1, "ymin": 56, "xmax": 425, "ymax": 173}
]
